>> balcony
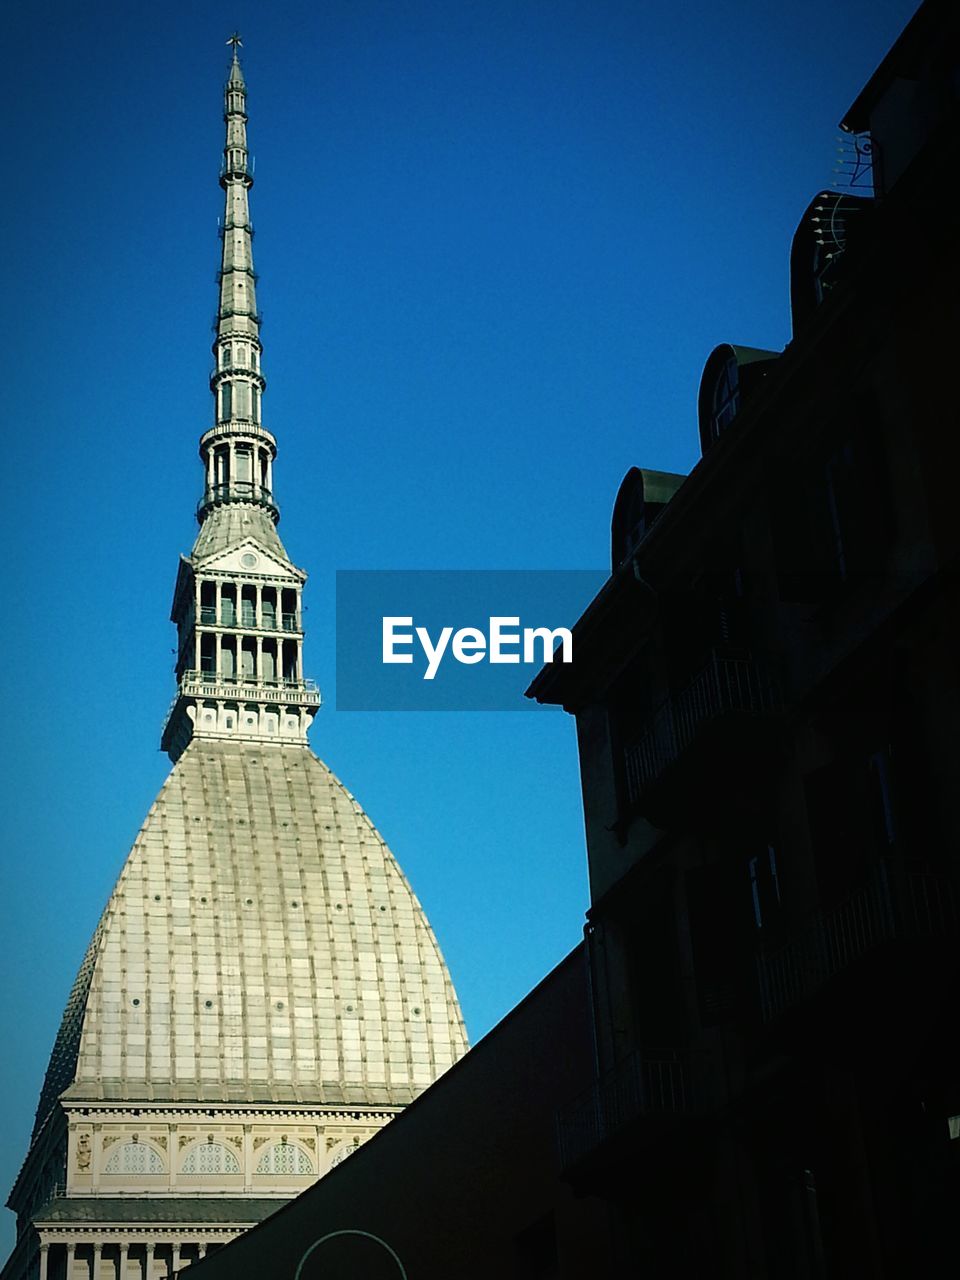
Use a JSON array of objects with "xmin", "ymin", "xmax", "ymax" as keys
[
  {"xmin": 176, "ymin": 670, "xmax": 321, "ymax": 707},
  {"xmin": 195, "ymin": 609, "xmax": 302, "ymax": 634},
  {"xmin": 757, "ymin": 860, "xmax": 958, "ymax": 1025},
  {"xmin": 557, "ymin": 1050, "xmax": 705, "ymax": 1181},
  {"xmin": 623, "ymin": 652, "xmax": 780, "ymax": 827}
]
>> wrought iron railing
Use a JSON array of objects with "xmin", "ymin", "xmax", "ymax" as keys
[
  {"xmin": 557, "ymin": 1050, "xmax": 702, "ymax": 1171},
  {"xmin": 625, "ymin": 652, "xmax": 779, "ymax": 804},
  {"xmin": 757, "ymin": 861, "xmax": 958, "ymax": 1023}
]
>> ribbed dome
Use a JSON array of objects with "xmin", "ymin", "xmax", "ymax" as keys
[{"xmin": 33, "ymin": 741, "xmax": 467, "ymax": 1136}]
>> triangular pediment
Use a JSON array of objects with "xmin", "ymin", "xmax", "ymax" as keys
[{"xmin": 194, "ymin": 538, "xmax": 305, "ymax": 581}]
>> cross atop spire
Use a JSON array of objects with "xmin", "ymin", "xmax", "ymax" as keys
[{"xmin": 227, "ymin": 32, "xmax": 245, "ymax": 85}]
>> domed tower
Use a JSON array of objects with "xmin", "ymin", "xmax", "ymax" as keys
[{"xmin": 2, "ymin": 37, "xmax": 467, "ymax": 1280}]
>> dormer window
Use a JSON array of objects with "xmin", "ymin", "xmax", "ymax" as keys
[
  {"xmin": 610, "ymin": 467, "xmax": 685, "ymax": 570},
  {"xmin": 710, "ymin": 357, "xmax": 740, "ymax": 444},
  {"xmin": 790, "ymin": 192, "xmax": 873, "ymax": 330},
  {"xmin": 697, "ymin": 345, "xmax": 778, "ymax": 456}
]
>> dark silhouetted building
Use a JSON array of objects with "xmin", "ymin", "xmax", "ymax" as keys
[{"xmin": 531, "ymin": 1, "xmax": 960, "ymax": 1273}]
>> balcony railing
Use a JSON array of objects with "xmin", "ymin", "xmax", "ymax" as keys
[
  {"xmin": 625, "ymin": 653, "xmax": 779, "ymax": 805},
  {"xmin": 194, "ymin": 610, "xmax": 302, "ymax": 633},
  {"xmin": 557, "ymin": 1050, "xmax": 702, "ymax": 1172},
  {"xmin": 757, "ymin": 861, "xmax": 958, "ymax": 1023},
  {"xmin": 176, "ymin": 671, "xmax": 321, "ymax": 706}
]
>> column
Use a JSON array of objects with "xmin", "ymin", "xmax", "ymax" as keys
[
  {"xmin": 198, "ymin": 1243, "xmax": 207, "ymax": 1260},
  {"xmin": 92, "ymin": 1241, "xmax": 102, "ymax": 1280},
  {"xmin": 170, "ymin": 1243, "xmax": 181, "ymax": 1277},
  {"xmin": 256, "ymin": 638, "xmax": 263, "ymax": 686},
  {"xmin": 118, "ymin": 1242, "xmax": 129, "ymax": 1280},
  {"xmin": 243, "ymin": 1125, "xmax": 253, "ymax": 1192},
  {"xmin": 215, "ymin": 580, "xmax": 222, "ymax": 627},
  {"xmin": 266, "ymin": 453, "xmax": 273, "ymax": 493},
  {"xmin": 37, "ymin": 1245, "xmax": 49, "ymax": 1280},
  {"xmin": 146, "ymin": 1242, "xmax": 155, "ymax": 1280},
  {"xmin": 206, "ymin": 448, "xmax": 214, "ymax": 495},
  {"xmin": 215, "ymin": 633, "xmax": 222, "ymax": 681},
  {"xmin": 255, "ymin": 585, "xmax": 262, "ymax": 629}
]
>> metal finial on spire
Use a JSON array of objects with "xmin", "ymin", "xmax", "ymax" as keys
[{"xmin": 226, "ymin": 32, "xmax": 246, "ymax": 87}]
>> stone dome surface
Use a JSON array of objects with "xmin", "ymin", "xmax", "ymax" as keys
[{"xmin": 33, "ymin": 740, "xmax": 467, "ymax": 1135}]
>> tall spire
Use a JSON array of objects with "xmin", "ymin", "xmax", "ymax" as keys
[
  {"xmin": 161, "ymin": 40, "xmax": 320, "ymax": 762},
  {"xmin": 199, "ymin": 32, "xmax": 274, "ymax": 524}
]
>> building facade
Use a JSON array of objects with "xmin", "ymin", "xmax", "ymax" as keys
[
  {"xmin": 531, "ymin": 0, "xmax": 960, "ymax": 1273},
  {"xmin": 1, "ymin": 41, "xmax": 467, "ymax": 1280}
]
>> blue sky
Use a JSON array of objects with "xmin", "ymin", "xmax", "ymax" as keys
[{"xmin": 0, "ymin": 0, "xmax": 917, "ymax": 1248}]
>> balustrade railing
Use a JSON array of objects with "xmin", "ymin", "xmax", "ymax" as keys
[
  {"xmin": 625, "ymin": 652, "xmax": 779, "ymax": 804},
  {"xmin": 757, "ymin": 861, "xmax": 958, "ymax": 1022},
  {"xmin": 177, "ymin": 670, "xmax": 321, "ymax": 703},
  {"xmin": 557, "ymin": 1050, "xmax": 701, "ymax": 1171}
]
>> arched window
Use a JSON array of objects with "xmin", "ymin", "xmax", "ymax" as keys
[
  {"xmin": 710, "ymin": 357, "xmax": 740, "ymax": 443},
  {"xmin": 329, "ymin": 1141, "xmax": 359, "ymax": 1169},
  {"xmin": 181, "ymin": 1142, "xmax": 241, "ymax": 1175},
  {"xmin": 256, "ymin": 1142, "xmax": 314, "ymax": 1175},
  {"xmin": 610, "ymin": 468, "xmax": 685, "ymax": 570},
  {"xmin": 103, "ymin": 1142, "xmax": 164, "ymax": 1175},
  {"xmin": 697, "ymin": 345, "xmax": 778, "ymax": 455}
]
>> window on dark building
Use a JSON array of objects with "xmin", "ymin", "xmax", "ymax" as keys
[
  {"xmin": 609, "ymin": 656, "xmax": 655, "ymax": 818},
  {"xmin": 513, "ymin": 1213, "xmax": 558, "ymax": 1279},
  {"xmin": 824, "ymin": 427, "xmax": 895, "ymax": 585},
  {"xmin": 710, "ymin": 356, "xmax": 740, "ymax": 443},
  {"xmin": 804, "ymin": 744, "xmax": 895, "ymax": 907},
  {"xmin": 771, "ymin": 414, "xmax": 894, "ymax": 602},
  {"xmin": 749, "ymin": 845, "xmax": 783, "ymax": 931},
  {"xmin": 686, "ymin": 860, "xmax": 756, "ymax": 1025}
]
